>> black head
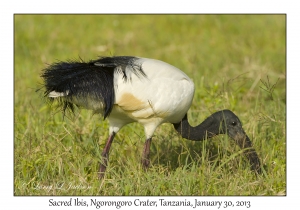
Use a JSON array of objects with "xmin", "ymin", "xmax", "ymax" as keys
[
  {"xmin": 209, "ymin": 109, "xmax": 244, "ymax": 138},
  {"xmin": 173, "ymin": 109, "xmax": 261, "ymax": 173},
  {"xmin": 209, "ymin": 110, "xmax": 261, "ymax": 173}
]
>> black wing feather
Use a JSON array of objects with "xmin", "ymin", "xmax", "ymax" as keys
[{"xmin": 41, "ymin": 56, "xmax": 146, "ymax": 119}]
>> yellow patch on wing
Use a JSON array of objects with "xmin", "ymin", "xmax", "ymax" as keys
[
  {"xmin": 117, "ymin": 93, "xmax": 147, "ymax": 111},
  {"xmin": 115, "ymin": 93, "xmax": 171, "ymax": 120}
]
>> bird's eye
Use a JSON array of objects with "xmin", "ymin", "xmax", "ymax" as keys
[{"xmin": 231, "ymin": 121, "xmax": 237, "ymax": 126}]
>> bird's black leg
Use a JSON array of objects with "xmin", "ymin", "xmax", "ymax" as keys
[
  {"xmin": 141, "ymin": 137, "xmax": 152, "ymax": 170},
  {"xmin": 98, "ymin": 132, "xmax": 116, "ymax": 179}
]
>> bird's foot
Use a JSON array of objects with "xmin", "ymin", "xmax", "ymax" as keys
[
  {"xmin": 98, "ymin": 163, "xmax": 106, "ymax": 179},
  {"xmin": 141, "ymin": 158, "xmax": 150, "ymax": 170},
  {"xmin": 98, "ymin": 153, "xmax": 108, "ymax": 179}
]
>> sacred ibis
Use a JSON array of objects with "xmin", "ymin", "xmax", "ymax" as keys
[{"xmin": 41, "ymin": 56, "xmax": 261, "ymax": 178}]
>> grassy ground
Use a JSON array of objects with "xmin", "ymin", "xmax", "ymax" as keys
[{"xmin": 14, "ymin": 15, "xmax": 286, "ymax": 195}]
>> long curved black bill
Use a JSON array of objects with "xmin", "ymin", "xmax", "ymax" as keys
[{"xmin": 231, "ymin": 132, "xmax": 262, "ymax": 174}]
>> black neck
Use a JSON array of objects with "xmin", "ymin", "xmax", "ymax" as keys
[{"xmin": 173, "ymin": 114, "xmax": 224, "ymax": 141}]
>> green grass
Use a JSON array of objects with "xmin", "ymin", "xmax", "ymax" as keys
[{"xmin": 14, "ymin": 14, "xmax": 286, "ymax": 195}]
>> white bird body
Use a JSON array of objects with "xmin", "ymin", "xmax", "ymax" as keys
[
  {"xmin": 49, "ymin": 58, "xmax": 195, "ymax": 139},
  {"xmin": 110, "ymin": 58, "xmax": 194, "ymax": 138}
]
